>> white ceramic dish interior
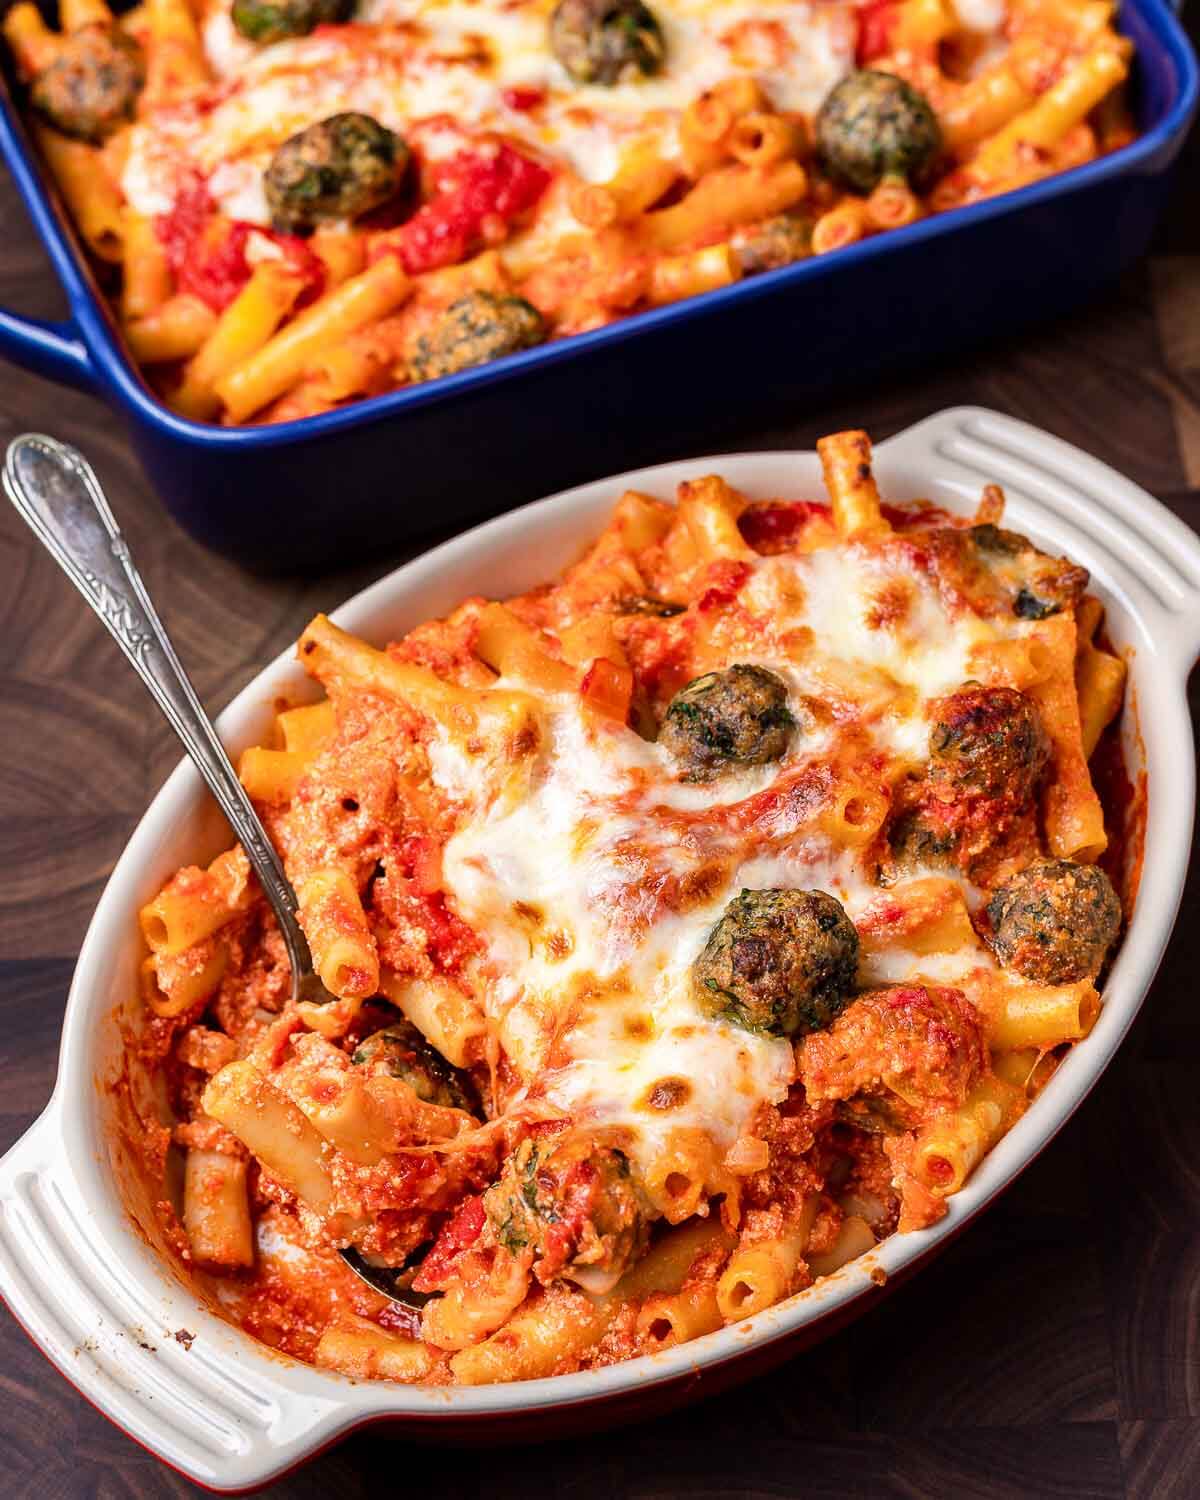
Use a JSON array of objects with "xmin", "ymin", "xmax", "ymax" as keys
[{"xmin": 1, "ymin": 406, "xmax": 1198, "ymax": 1492}]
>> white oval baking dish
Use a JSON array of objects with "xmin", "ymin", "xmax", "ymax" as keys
[{"xmin": 1, "ymin": 405, "xmax": 1198, "ymax": 1493}]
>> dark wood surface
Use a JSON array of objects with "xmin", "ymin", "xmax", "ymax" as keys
[{"xmin": 3, "ymin": 52, "xmax": 1200, "ymax": 1500}]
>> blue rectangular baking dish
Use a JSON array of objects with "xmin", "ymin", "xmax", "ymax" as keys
[{"xmin": 0, "ymin": 0, "xmax": 1195, "ymax": 571}]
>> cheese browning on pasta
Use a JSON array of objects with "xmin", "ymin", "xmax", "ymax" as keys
[
  {"xmin": 129, "ymin": 430, "xmax": 1132, "ymax": 1382},
  {"xmin": 4, "ymin": 0, "xmax": 1137, "ymax": 421}
]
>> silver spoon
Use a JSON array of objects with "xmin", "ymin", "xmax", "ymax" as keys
[{"xmin": 3, "ymin": 433, "xmax": 431, "ymax": 1309}]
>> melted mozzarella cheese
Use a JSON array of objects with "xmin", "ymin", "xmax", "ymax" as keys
[
  {"xmin": 741, "ymin": 546, "xmax": 1011, "ymax": 762},
  {"xmin": 429, "ymin": 539, "xmax": 1029, "ymax": 1182},
  {"xmin": 123, "ymin": 0, "xmax": 855, "ymax": 219},
  {"xmin": 436, "ymin": 705, "xmax": 797, "ymax": 1166},
  {"xmin": 950, "ymin": 0, "xmax": 1007, "ymax": 32}
]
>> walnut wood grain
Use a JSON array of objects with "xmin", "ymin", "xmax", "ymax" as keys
[{"xmin": 1, "ymin": 25, "xmax": 1199, "ymax": 1495}]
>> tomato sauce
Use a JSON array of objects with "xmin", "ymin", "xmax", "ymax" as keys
[
  {"xmin": 881, "ymin": 500, "xmax": 957, "ymax": 531},
  {"xmin": 395, "ymin": 832, "xmax": 479, "ymax": 975},
  {"xmin": 1092, "ymin": 715, "xmax": 1146, "ymax": 914},
  {"xmin": 856, "ymin": 0, "xmax": 899, "ymax": 62},
  {"xmin": 580, "ymin": 657, "xmax": 634, "ymax": 723},
  {"xmin": 696, "ymin": 559, "xmax": 752, "ymax": 612},
  {"xmin": 412, "ymin": 1195, "xmax": 486, "ymax": 1290},
  {"xmin": 501, "ymin": 86, "xmax": 545, "ymax": 112},
  {"xmin": 385, "ymin": 144, "xmax": 553, "ymax": 275},
  {"xmin": 738, "ymin": 500, "xmax": 830, "ymax": 554},
  {"xmin": 156, "ymin": 172, "xmax": 325, "ymax": 313}
]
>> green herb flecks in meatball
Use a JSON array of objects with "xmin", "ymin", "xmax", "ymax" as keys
[
  {"xmin": 264, "ymin": 112, "xmax": 407, "ymax": 233},
  {"xmin": 484, "ymin": 1135, "xmax": 651, "ymax": 1290},
  {"xmin": 731, "ymin": 214, "xmax": 813, "ymax": 276},
  {"xmin": 816, "ymin": 69, "xmax": 941, "ymax": 194},
  {"xmin": 887, "ymin": 808, "xmax": 956, "ymax": 868},
  {"xmin": 659, "ymin": 664, "xmax": 794, "ymax": 782},
  {"xmin": 30, "ymin": 24, "xmax": 143, "ymax": 143},
  {"xmin": 968, "ymin": 523, "xmax": 1090, "ymax": 620},
  {"xmin": 549, "ymin": 0, "xmax": 665, "ymax": 85},
  {"xmin": 409, "ymin": 290, "xmax": 546, "ymax": 383},
  {"xmin": 1012, "ymin": 589, "xmax": 1059, "ymax": 620},
  {"xmin": 928, "ymin": 684, "xmax": 1048, "ymax": 805},
  {"xmin": 968, "ymin": 524, "xmax": 1026, "ymax": 558},
  {"xmin": 231, "ymin": 0, "xmax": 354, "ymax": 43},
  {"xmin": 616, "ymin": 594, "xmax": 685, "ymax": 617},
  {"xmin": 987, "ymin": 859, "xmax": 1121, "ymax": 984},
  {"xmin": 693, "ymin": 888, "xmax": 860, "ymax": 1037},
  {"xmin": 889, "ymin": 685, "xmax": 1049, "ymax": 878},
  {"xmin": 352, "ymin": 1019, "xmax": 478, "ymax": 1113}
]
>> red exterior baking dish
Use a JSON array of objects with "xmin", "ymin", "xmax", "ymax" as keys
[{"xmin": 0, "ymin": 407, "xmax": 1195, "ymax": 1489}]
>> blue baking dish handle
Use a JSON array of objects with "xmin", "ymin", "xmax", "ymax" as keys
[
  {"xmin": 0, "ymin": 306, "xmax": 93, "ymax": 392},
  {"xmin": 0, "ymin": 87, "xmax": 97, "ymax": 394}
]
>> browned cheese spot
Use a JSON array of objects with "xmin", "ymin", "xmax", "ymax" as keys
[{"xmin": 640, "ymin": 1076, "xmax": 693, "ymax": 1112}]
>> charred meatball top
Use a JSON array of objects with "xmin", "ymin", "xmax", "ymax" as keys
[
  {"xmin": 264, "ymin": 112, "xmax": 407, "ymax": 233},
  {"xmin": 693, "ymin": 888, "xmax": 860, "ymax": 1037},
  {"xmin": 986, "ymin": 859, "xmax": 1121, "ymax": 984},
  {"xmin": 927, "ymin": 684, "xmax": 1049, "ymax": 806},
  {"xmin": 31, "ymin": 24, "xmax": 143, "ymax": 143},
  {"xmin": 352, "ymin": 1018, "xmax": 478, "ymax": 1113},
  {"xmin": 549, "ymin": 0, "xmax": 665, "ymax": 84},
  {"xmin": 816, "ymin": 69, "xmax": 941, "ymax": 193},
  {"xmin": 410, "ymin": 290, "xmax": 546, "ymax": 383},
  {"xmin": 660, "ymin": 664, "xmax": 794, "ymax": 782}
]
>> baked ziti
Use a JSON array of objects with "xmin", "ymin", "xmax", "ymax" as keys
[
  {"xmin": 4, "ymin": 0, "xmax": 1136, "ymax": 422},
  {"xmin": 127, "ymin": 429, "xmax": 1134, "ymax": 1383}
]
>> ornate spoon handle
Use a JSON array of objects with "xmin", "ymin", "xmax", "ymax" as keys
[{"xmin": 3, "ymin": 433, "xmax": 322, "ymax": 998}]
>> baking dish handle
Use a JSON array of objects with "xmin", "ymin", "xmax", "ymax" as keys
[
  {"xmin": 0, "ymin": 1099, "xmax": 357, "ymax": 1489},
  {"xmin": 891, "ymin": 406, "xmax": 1200, "ymax": 672},
  {"xmin": 0, "ymin": 306, "xmax": 96, "ymax": 393},
  {"xmin": 0, "ymin": 1104, "xmax": 297, "ymax": 1488}
]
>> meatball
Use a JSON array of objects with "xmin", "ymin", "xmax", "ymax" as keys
[
  {"xmin": 693, "ymin": 888, "xmax": 860, "ymax": 1037},
  {"xmin": 409, "ymin": 290, "xmax": 546, "ymax": 383},
  {"xmin": 815, "ymin": 69, "xmax": 941, "ymax": 194},
  {"xmin": 264, "ymin": 113, "xmax": 407, "ymax": 233},
  {"xmin": 987, "ymin": 859, "xmax": 1121, "ymax": 984},
  {"xmin": 484, "ymin": 1134, "xmax": 651, "ymax": 1290},
  {"xmin": 887, "ymin": 808, "xmax": 956, "ymax": 868},
  {"xmin": 352, "ymin": 1019, "xmax": 478, "ymax": 1113},
  {"xmin": 30, "ymin": 24, "xmax": 143, "ymax": 144},
  {"xmin": 616, "ymin": 594, "xmax": 685, "ymax": 617},
  {"xmin": 659, "ymin": 664, "xmax": 794, "ymax": 782},
  {"xmin": 731, "ymin": 214, "xmax": 812, "ymax": 276},
  {"xmin": 969, "ymin": 523, "xmax": 1090, "ymax": 620},
  {"xmin": 799, "ymin": 983, "xmax": 985, "ymax": 1119},
  {"xmin": 549, "ymin": 0, "xmax": 666, "ymax": 85},
  {"xmin": 969, "ymin": 523, "xmax": 1030, "ymax": 558},
  {"xmin": 890, "ymin": 686, "xmax": 1047, "ymax": 876},
  {"xmin": 232, "ymin": 0, "xmax": 355, "ymax": 43},
  {"xmin": 928, "ymin": 684, "xmax": 1048, "ymax": 805}
]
